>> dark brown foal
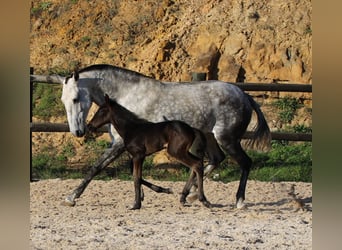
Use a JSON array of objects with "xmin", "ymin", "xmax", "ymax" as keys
[{"xmin": 88, "ymin": 94, "xmax": 211, "ymax": 209}]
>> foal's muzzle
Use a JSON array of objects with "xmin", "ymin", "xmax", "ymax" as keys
[{"xmin": 87, "ymin": 124, "xmax": 97, "ymax": 133}]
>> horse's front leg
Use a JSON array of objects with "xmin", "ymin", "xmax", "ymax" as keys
[
  {"xmin": 130, "ymin": 155, "xmax": 144, "ymax": 210},
  {"xmin": 62, "ymin": 141, "xmax": 125, "ymax": 206}
]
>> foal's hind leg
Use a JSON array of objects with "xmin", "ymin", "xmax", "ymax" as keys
[
  {"xmin": 187, "ymin": 133, "xmax": 225, "ymax": 202},
  {"xmin": 141, "ymin": 179, "xmax": 173, "ymax": 194},
  {"xmin": 192, "ymin": 163, "xmax": 211, "ymax": 208},
  {"xmin": 131, "ymin": 155, "xmax": 144, "ymax": 210},
  {"xmin": 174, "ymin": 153, "xmax": 211, "ymax": 208},
  {"xmin": 203, "ymin": 132, "xmax": 226, "ymax": 176}
]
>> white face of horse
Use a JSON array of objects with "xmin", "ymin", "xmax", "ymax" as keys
[{"xmin": 61, "ymin": 72, "xmax": 92, "ymax": 137}]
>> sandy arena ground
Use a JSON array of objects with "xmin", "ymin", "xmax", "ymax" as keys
[{"xmin": 30, "ymin": 179, "xmax": 312, "ymax": 249}]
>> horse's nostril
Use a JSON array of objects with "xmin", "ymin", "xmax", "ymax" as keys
[{"xmin": 76, "ymin": 130, "xmax": 83, "ymax": 137}]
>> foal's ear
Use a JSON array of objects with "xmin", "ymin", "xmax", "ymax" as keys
[{"xmin": 104, "ymin": 94, "xmax": 110, "ymax": 104}]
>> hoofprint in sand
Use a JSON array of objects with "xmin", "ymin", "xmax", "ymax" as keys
[{"xmin": 30, "ymin": 179, "xmax": 312, "ymax": 249}]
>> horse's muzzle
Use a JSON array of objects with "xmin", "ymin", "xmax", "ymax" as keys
[{"xmin": 75, "ymin": 130, "xmax": 85, "ymax": 137}]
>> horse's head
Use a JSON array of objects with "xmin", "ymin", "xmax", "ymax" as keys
[{"xmin": 61, "ymin": 71, "xmax": 92, "ymax": 137}]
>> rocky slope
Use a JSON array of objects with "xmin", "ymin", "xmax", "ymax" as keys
[
  {"xmin": 30, "ymin": 0, "xmax": 312, "ymax": 166},
  {"xmin": 30, "ymin": 0, "xmax": 312, "ymax": 84}
]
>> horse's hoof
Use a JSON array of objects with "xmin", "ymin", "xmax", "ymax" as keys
[
  {"xmin": 166, "ymin": 188, "xmax": 173, "ymax": 194},
  {"xmin": 236, "ymin": 198, "xmax": 245, "ymax": 209},
  {"xmin": 61, "ymin": 196, "xmax": 76, "ymax": 207},
  {"xmin": 204, "ymin": 164, "xmax": 215, "ymax": 176},
  {"xmin": 202, "ymin": 200, "xmax": 212, "ymax": 208}
]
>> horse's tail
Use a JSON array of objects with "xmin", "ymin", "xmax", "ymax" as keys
[{"xmin": 243, "ymin": 94, "xmax": 272, "ymax": 152}]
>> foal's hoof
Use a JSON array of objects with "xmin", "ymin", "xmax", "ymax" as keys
[
  {"xmin": 61, "ymin": 196, "xmax": 76, "ymax": 207},
  {"xmin": 129, "ymin": 203, "xmax": 141, "ymax": 210},
  {"xmin": 180, "ymin": 197, "xmax": 191, "ymax": 207},
  {"xmin": 180, "ymin": 201, "xmax": 191, "ymax": 207}
]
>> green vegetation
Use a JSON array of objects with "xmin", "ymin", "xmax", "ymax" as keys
[
  {"xmin": 32, "ymin": 140, "xmax": 312, "ymax": 183},
  {"xmin": 273, "ymin": 96, "xmax": 301, "ymax": 123},
  {"xmin": 32, "ymin": 86, "xmax": 311, "ymax": 183},
  {"xmin": 31, "ymin": 1, "xmax": 52, "ymax": 15},
  {"xmin": 32, "ymin": 83, "xmax": 65, "ymax": 120},
  {"xmin": 292, "ymin": 124, "xmax": 312, "ymax": 134},
  {"xmin": 32, "ymin": 141, "xmax": 76, "ymax": 179},
  {"xmin": 210, "ymin": 141, "xmax": 311, "ymax": 183},
  {"xmin": 31, "ymin": 139, "xmax": 110, "ymax": 180},
  {"xmin": 304, "ymin": 25, "xmax": 312, "ymax": 35}
]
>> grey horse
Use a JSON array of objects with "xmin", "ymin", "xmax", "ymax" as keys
[{"xmin": 31, "ymin": 64, "xmax": 271, "ymax": 208}]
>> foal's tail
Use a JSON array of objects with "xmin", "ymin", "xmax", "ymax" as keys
[{"xmin": 244, "ymin": 94, "xmax": 272, "ymax": 152}]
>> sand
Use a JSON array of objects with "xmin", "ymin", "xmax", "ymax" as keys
[{"xmin": 30, "ymin": 179, "xmax": 312, "ymax": 249}]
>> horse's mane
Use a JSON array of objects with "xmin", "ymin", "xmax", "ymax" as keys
[
  {"xmin": 78, "ymin": 64, "xmax": 154, "ymax": 80},
  {"xmin": 108, "ymin": 98, "xmax": 151, "ymax": 125}
]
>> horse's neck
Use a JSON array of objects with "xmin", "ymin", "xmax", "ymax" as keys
[{"xmin": 97, "ymin": 76, "xmax": 161, "ymax": 104}]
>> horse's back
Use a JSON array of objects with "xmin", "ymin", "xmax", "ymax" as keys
[{"xmin": 158, "ymin": 81, "xmax": 252, "ymax": 132}]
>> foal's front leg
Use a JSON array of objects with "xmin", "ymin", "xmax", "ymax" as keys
[
  {"xmin": 194, "ymin": 165, "xmax": 212, "ymax": 208},
  {"xmin": 180, "ymin": 169, "xmax": 196, "ymax": 205},
  {"xmin": 131, "ymin": 155, "xmax": 144, "ymax": 210}
]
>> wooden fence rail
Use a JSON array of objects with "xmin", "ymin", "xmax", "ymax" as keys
[
  {"xmin": 30, "ymin": 122, "xmax": 312, "ymax": 142},
  {"xmin": 30, "ymin": 69, "xmax": 312, "ymax": 142},
  {"xmin": 30, "ymin": 74, "xmax": 312, "ymax": 92}
]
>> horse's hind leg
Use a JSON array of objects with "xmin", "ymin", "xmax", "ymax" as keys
[
  {"xmin": 62, "ymin": 141, "xmax": 125, "ymax": 206},
  {"xmin": 224, "ymin": 140, "xmax": 252, "ymax": 209}
]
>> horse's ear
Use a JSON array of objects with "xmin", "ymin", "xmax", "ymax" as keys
[{"xmin": 73, "ymin": 71, "xmax": 79, "ymax": 81}]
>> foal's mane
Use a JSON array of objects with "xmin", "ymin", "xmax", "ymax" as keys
[{"xmin": 107, "ymin": 98, "xmax": 151, "ymax": 125}]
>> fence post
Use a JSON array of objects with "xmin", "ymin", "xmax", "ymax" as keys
[
  {"xmin": 191, "ymin": 72, "xmax": 207, "ymax": 81},
  {"xmin": 30, "ymin": 67, "xmax": 35, "ymax": 182}
]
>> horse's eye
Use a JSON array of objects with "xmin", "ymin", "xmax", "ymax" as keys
[{"xmin": 73, "ymin": 98, "xmax": 79, "ymax": 104}]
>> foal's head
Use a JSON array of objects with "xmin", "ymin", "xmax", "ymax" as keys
[{"xmin": 87, "ymin": 94, "xmax": 112, "ymax": 132}]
